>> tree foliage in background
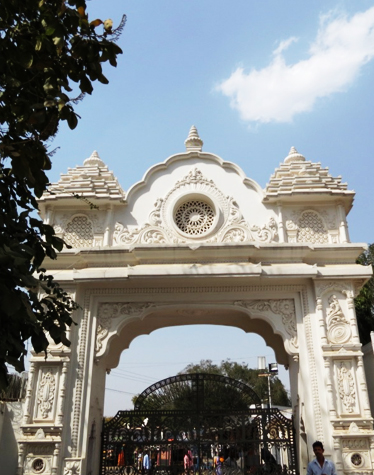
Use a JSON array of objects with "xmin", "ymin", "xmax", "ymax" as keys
[
  {"xmin": 181, "ymin": 359, "xmax": 291, "ymax": 407},
  {"xmin": 0, "ymin": 0, "xmax": 125, "ymax": 389},
  {"xmin": 355, "ymin": 243, "xmax": 374, "ymax": 345}
]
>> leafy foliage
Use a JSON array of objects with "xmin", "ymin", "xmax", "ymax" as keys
[
  {"xmin": 355, "ymin": 243, "xmax": 374, "ymax": 345},
  {"xmin": 0, "ymin": 0, "xmax": 125, "ymax": 389},
  {"xmin": 182, "ymin": 359, "xmax": 291, "ymax": 407},
  {"xmin": 0, "ymin": 372, "xmax": 28, "ymax": 401}
]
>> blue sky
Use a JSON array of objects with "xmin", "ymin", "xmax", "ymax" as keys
[{"xmin": 46, "ymin": 1, "xmax": 374, "ymax": 414}]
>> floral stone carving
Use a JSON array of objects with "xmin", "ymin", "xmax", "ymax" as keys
[
  {"xmin": 234, "ymin": 299, "xmax": 298, "ymax": 349},
  {"xmin": 96, "ymin": 302, "xmax": 154, "ymax": 353},
  {"xmin": 114, "ymin": 168, "xmax": 278, "ymax": 245},
  {"xmin": 326, "ymin": 294, "xmax": 351, "ymax": 344},
  {"xmin": 36, "ymin": 370, "xmax": 56, "ymax": 419},
  {"xmin": 337, "ymin": 361, "xmax": 356, "ymax": 413}
]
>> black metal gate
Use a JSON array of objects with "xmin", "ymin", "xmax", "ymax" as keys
[{"xmin": 101, "ymin": 374, "xmax": 297, "ymax": 475}]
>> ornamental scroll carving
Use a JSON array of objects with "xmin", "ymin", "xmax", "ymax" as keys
[
  {"xmin": 234, "ymin": 299, "xmax": 298, "ymax": 350},
  {"xmin": 342, "ymin": 439, "xmax": 369, "ymax": 450},
  {"xmin": 337, "ymin": 361, "xmax": 356, "ymax": 413},
  {"xmin": 96, "ymin": 303, "xmax": 154, "ymax": 353},
  {"xmin": 64, "ymin": 459, "xmax": 81, "ymax": 475},
  {"xmin": 326, "ymin": 294, "xmax": 351, "ymax": 344},
  {"xmin": 114, "ymin": 168, "xmax": 278, "ymax": 245},
  {"xmin": 36, "ymin": 369, "xmax": 57, "ymax": 419}
]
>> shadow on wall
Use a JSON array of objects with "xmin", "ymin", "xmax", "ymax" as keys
[{"xmin": 0, "ymin": 401, "xmax": 23, "ymax": 474}]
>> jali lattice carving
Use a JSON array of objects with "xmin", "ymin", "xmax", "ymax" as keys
[
  {"xmin": 297, "ymin": 210, "xmax": 328, "ymax": 244},
  {"xmin": 175, "ymin": 199, "xmax": 215, "ymax": 236},
  {"xmin": 64, "ymin": 216, "xmax": 94, "ymax": 248},
  {"xmin": 326, "ymin": 294, "xmax": 351, "ymax": 344},
  {"xmin": 37, "ymin": 370, "xmax": 56, "ymax": 419},
  {"xmin": 337, "ymin": 361, "xmax": 356, "ymax": 413}
]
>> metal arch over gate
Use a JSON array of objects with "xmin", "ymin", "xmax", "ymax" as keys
[{"xmin": 101, "ymin": 374, "xmax": 297, "ymax": 475}]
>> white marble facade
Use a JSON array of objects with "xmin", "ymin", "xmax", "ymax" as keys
[{"xmin": 14, "ymin": 127, "xmax": 374, "ymax": 474}]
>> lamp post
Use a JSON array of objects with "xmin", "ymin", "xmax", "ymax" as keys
[{"xmin": 258, "ymin": 363, "xmax": 278, "ymax": 408}]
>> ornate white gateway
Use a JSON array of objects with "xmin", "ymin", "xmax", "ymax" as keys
[{"xmin": 16, "ymin": 127, "xmax": 373, "ymax": 475}]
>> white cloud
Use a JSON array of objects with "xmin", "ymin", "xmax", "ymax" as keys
[{"xmin": 216, "ymin": 7, "xmax": 374, "ymax": 124}]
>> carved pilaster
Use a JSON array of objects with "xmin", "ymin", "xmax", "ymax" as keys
[
  {"xmin": 52, "ymin": 443, "xmax": 61, "ymax": 475},
  {"xmin": 17, "ymin": 443, "xmax": 25, "ymax": 475},
  {"xmin": 357, "ymin": 355, "xmax": 372, "ymax": 418},
  {"xmin": 316, "ymin": 296, "xmax": 328, "ymax": 345},
  {"xmin": 277, "ymin": 203, "xmax": 285, "ymax": 243},
  {"xmin": 103, "ymin": 204, "xmax": 113, "ymax": 246},
  {"xmin": 324, "ymin": 356, "xmax": 337, "ymax": 417},
  {"xmin": 337, "ymin": 202, "xmax": 350, "ymax": 243},
  {"xmin": 57, "ymin": 359, "xmax": 69, "ymax": 425},
  {"xmin": 342, "ymin": 289, "xmax": 360, "ymax": 344},
  {"xmin": 23, "ymin": 363, "xmax": 36, "ymax": 424},
  {"xmin": 333, "ymin": 437, "xmax": 344, "ymax": 474}
]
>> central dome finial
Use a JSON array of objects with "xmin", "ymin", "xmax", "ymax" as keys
[
  {"xmin": 284, "ymin": 146, "xmax": 306, "ymax": 164},
  {"xmin": 83, "ymin": 150, "xmax": 105, "ymax": 167},
  {"xmin": 185, "ymin": 125, "xmax": 203, "ymax": 152}
]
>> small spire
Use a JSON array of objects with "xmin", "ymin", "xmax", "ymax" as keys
[
  {"xmin": 83, "ymin": 150, "xmax": 105, "ymax": 167},
  {"xmin": 284, "ymin": 146, "xmax": 306, "ymax": 164},
  {"xmin": 185, "ymin": 125, "xmax": 203, "ymax": 152}
]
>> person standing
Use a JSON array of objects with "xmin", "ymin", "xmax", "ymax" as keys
[
  {"xmin": 307, "ymin": 441, "xmax": 337, "ymax": 475},
  {"xmin": 143, "ymin": 452, "xmax": 150, "ymax": 475}
]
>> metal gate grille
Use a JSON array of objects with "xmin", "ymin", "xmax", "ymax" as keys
[{"xmin": 101, "ymin": 374, "xmax": 297, "ymax": 475}]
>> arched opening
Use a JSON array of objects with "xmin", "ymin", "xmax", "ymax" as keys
[
  {"xmin": 103, "ymin": 325, "xmax": 291, "ymax": 417},
  {"xmin": 92, "ymin": 303, "xmax": 298, "ymax": 475}
]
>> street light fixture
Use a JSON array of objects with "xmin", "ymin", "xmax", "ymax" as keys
[{"xmin": 258, "ymin": 362, "xmax": 278, "ymax": 408}]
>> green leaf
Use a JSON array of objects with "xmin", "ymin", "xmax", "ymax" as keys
[{"xmin": 66, "ymin": 111, "xmax": 78, "ymax": 129}]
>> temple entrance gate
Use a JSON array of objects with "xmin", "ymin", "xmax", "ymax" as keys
[
  {"xmin": 100, "ymin": 373, "xmax": 297, "ymax": 475},
  {"xmin": 15, "ymin": 127, "xmax": 374, "ymax": 475}
]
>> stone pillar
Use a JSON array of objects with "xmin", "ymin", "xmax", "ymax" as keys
[{"xmin": 277, "ymin": 203, "xmax": 285, "ymax": 243}]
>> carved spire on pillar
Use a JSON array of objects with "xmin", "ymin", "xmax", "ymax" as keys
[{"xmin": 185, "ymin": 125, "xmax": 203, "ymax": 152}]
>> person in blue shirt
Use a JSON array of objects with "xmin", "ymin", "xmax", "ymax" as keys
[
  {"xmin": 143, "ymin": 452, "xmax": 150, "ymax": 474},
  {"xmin": 307, "ymin": 441, "xmax": 337, "ymax": 475}
]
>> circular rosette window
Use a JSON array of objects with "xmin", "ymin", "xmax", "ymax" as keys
[{"xmin": 173, "ymin": 196, "xmax": 219, "ymax": 239}]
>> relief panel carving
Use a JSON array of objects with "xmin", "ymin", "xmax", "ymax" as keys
[
  {"xmin": 114, "ymin": 168, "xmax": 278, "ymax": 245},
  {"xmin": 335, "ymin": 360, "xmax": 359, "ymax": 415},
  {"xmin": 34, "ymin": 366, "xmax": 59, "ymax": 421},
  {"xmin": 326, "ymin": 294, "xmax": 352, "ymax": 344}
]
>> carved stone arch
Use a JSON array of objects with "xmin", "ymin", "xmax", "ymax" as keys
[
  {"xmin": 96, "ymin": 303, "xmax": 293, "ymax": 370},
  {"xmin": 297, "ymin": 209, "xmax": 328, "ymax": 244},
  {"xmin": 63, "ymin": 213, "xmax": 94, "ymax": 248}
]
